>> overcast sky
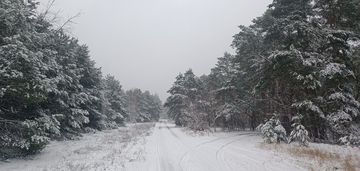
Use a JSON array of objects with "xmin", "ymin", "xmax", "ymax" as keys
[{"xmin": 38, "ymin": 0, "xmax": 271, "ymax": 101}]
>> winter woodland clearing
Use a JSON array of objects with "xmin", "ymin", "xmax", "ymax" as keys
[{"xmin": 1, "ymin": 0, "xmax": 360, "ymax": 170}]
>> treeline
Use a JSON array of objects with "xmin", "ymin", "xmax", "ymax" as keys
[
  {"xmin": 125, "ymin": 89, "xmax": 162, "ymax": 123},
  {"xmin": 0, "ymin": 0, "xmax": 161, "ymax": 158},
  {"xmin": 165, "ymin": 0, "xmax": 360, "ymax": 146}
]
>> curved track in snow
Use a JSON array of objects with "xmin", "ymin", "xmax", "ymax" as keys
[{"xmin": 127, "ymin": 121, "xmax": 306, "ymax": 171}]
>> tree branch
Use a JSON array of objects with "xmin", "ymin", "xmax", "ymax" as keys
[{"xmin": 57, "ymin": 12, "xmax": 81, "ymax": 32}]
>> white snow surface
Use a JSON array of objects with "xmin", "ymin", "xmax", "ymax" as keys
[
  {"xmin": 0, "ymin": 123, "xmax": 154, "ymax": 171},
  {"xmin": 2, "ymin": 121, "xmax": 357, "ymax": 171},
  {"xmin": 126, "ymin": 121, "xmax": 306, "ymax": 171}
]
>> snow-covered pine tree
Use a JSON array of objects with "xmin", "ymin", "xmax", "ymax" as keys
[
  {"xmin": 208, "ymin": 53, "xmax": 245, "ymax": 130},
  {"xmin": 215, "ymin": 103, "xmax": 243, "ymax": 130},
  {"xmin": 260, "ymin": 114, "xmax": 287, "ymax": 143},
  {"xmin": 164, "ymin": 73, "xmax": 188, "ymax": 126},
  {"xmin": 72, "ymin": 44, "xmax": 105, "ymax": 130},
  {"xmin": 231, "ymin": 25, "xmax": 268, "ymax": 130},
  {"xmin": 252, "ymin": 0, "xmax": 330, "ymax": 140},
  {"xmin": 289, "ymin": 115, "xmax": 310, "ymax": 146},
  {"xmin": 146, "ymin": 93, "xmax": 162, "ymax": 122},
  {"xmin": 313, "ymin": 29, "xmax": 359, "ymax": 143},
  {"xmin": 165, "ymin": 69, "xmax": 208, "ymax": 130},
  {"xmin": 314, "ymin": 0, "xmax": 360, "ymax": 145},
  {"xmin": 315, "ymin": 0, "xmax": 360, "ymax": 33},
  {"xmin": 291, "ymin": 100, "xmax": 325, "ymax": 142},
  {"xmin": 197, "ymin": 74, "xmax": 219, "ymax": 130},
  {"xmin": 102, "ymin": 75, "xmax": 128, "ymax": 127},
  {"xmin": 0, "ymin": 0, "xmax": 62, "ymax": 157},
  {"xmin": 125, "ymin": 89, "xmax": 142, "ymax": 122},
  {"xmin": 179, "ymin": 69, "xmax": 207, "ymax": 130},
  {"xmin": 188, "ymin": 75, "xmax": 212, "ymax": 131},
  {"xmin": 139, "ymin": 91, "xmax": 156, "ymax": 122},
  {"xmin": 46, "ymin": 35, "xmax": 91, "ymax": 135}
]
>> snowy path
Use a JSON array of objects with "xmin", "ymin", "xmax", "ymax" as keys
[
  {"xmin": 0, "ymin": 121, "xmax": 309, "ymax": 171},
  {"xmin": 126, "ymin": 121, "xmax": 306, "ymax": 171},
  {"xmin": 0, "ymin": 121, "xmax": 355, "ymax": 171}
]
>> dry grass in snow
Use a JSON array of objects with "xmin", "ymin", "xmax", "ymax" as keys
[{"xmin": 260, "ymin": 143, "xmax": 360, "ymax": 171}]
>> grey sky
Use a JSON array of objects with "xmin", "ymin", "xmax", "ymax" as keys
[{"xmin": 38, "ymin": 0, "xmax": 271, "ymax": 101}]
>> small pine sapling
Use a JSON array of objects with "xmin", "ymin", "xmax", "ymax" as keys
[
  {"xmin": 260, "ymin": 114, "xmax": 287, "ymax": 143},
  {"xmin": 289, "ymin": 115, "xmax": 310, "ymax": 146}
]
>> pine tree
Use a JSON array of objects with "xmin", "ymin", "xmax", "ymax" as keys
[
  {"xmin": 315, "ymin": 0, "xmax": 360, "ymax": 145},
  {"xmin": 253, "ymin": 0, "xmax": 331, "ymax": 140},
  {"xmin": 102, "ymin": 75, "xmax": 127, "ymax": 127},
  {"xmin": 208, "ymin": 53, "xmax": 243, "ymax": 130},
  {"xmin": 315, "ymin": 0, "xmax": 360, "ymax": 33},
  {"xmin": 231, "ymin": 25, "xmax": 267, "ymax": 130},
  {"xmin": 0, "ymin": 0, "xmax": 61, "ymax": 157},
  {"xmin": 259, "ymin": 114, "xmax": 287, "ymax": 143},
  {"xmin": 165, "ymin": 73, "xmax": 188, "ymax": 126},
  {"xmin": 165, "ymin": 69, "xmax": 206, "ymax": 129},
  {"xmin": 289, "ymin": 115, "xmax": 310, "ymax": 146},
  {"xmin": 320, "ymin": 38, "xmax": 360, "ymax": 142}
]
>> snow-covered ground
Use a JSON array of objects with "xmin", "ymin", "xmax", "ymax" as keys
[
  {"xmin": 260, "ymin": 140, "xmax": 360, "ymax": 170},
  {"xmin": 126, "ymin": 121, "xmax": 306, "ymax": 171},
  {"xmin": 1, "ymin": 121, "xmax": 359, "ymax": 171},
  {"xmin": 0, "ymin": 123, "xmax": 155, "ymax": 171}
]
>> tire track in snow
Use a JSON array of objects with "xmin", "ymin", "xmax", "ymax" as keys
[
  {"xmin": 215, "ymin": 134, "xmax": 304, "ymax": 171},
  {"xmin": 178, "ymin": 132, "xmax": 256, "ymax": 171},
  {"xmin": 154, "ymin": 122, "xmax": 187, "ymax": 171},
  {"xmin": 215, "ymin": 134, "xmax": 260, "ymax": 171},
  {"xmin": 155, "ymin": 128, "xmax": 162, "ymax": 171},
  {"xmin": 229, "ymin": 143, "xmax": 305, "ymax": 171},
  {"xmin": 157, "ymin": 123, "xmax": 179, "ymax": 171},
  {"xmin": 127, "ymin": 122, "xmax": 306, "ymax": 171}
]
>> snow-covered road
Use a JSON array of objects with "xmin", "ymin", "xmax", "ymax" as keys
[
  {"xmin": 126, "ymin": 121, "xmax": 306, "ymax": 171},
  {"xmin": 1, "ymin": 121, "xmax": 356, "ymax": 171}
]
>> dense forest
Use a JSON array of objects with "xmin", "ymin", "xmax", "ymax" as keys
[
  {"xmin": 0, "ymin": 0, "xmax": 161, "ymax": 159},
  {"xmin": 165, "ymin": 0, "xmax": 360, "ymax": 146}
]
